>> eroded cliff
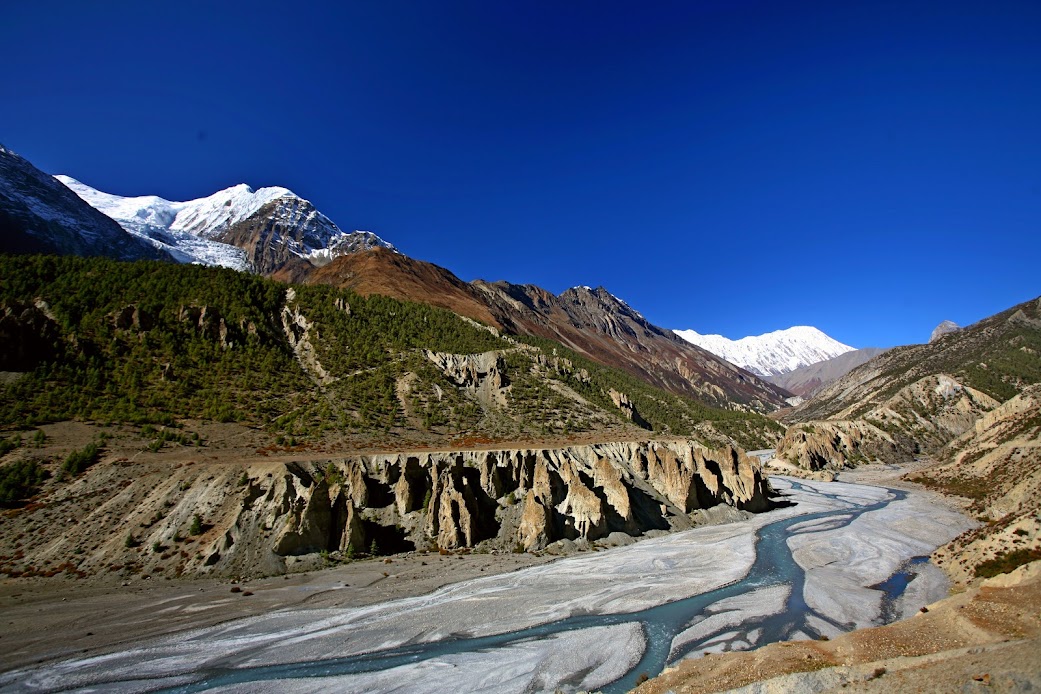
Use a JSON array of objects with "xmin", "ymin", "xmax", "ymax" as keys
[{"xmin": 0, "ymin": 439, "xmax": 772, "ymax": 581}]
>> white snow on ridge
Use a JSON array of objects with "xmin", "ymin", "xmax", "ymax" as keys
[
  {"xmin": 54, "ymin": 176, "xmax": 392, "ymax": 272},
  {"xmin": 673, "ymin": 325, "xmax": 854, "ymax": 377},
  {"xmin": 168, "ymin": 183, "xmax": 291, "ymax": 238},
  {"xmin": 55, "ymin": 175, "xmax": 251, "ymax": 270}
]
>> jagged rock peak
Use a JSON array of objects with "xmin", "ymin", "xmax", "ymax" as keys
[{"xmin": 930, "ymin": 320, "xmax": 961, "ymax": 343}]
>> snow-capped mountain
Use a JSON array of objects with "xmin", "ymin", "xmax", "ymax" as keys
[
  {"xmin": 55, "ymin": 176, "xmax": 393, "ymax": 274},
  {"xmin": 0, "ymin": 145, "xmax": 168, "ymax": 261},
  {"xmin": 672, "ymin": 325, "xmax": 854, "ymax": 377}
]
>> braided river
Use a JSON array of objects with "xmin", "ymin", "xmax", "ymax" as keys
[{"xmin": 5, "ymin": 477, "xmax": 973, "ymax": 693}]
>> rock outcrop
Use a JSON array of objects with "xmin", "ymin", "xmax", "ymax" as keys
[
  {"xmin": 0, "ymin": 300, "xmax": 62, "ymax": 371},
  {"xmin": 930, "ymin": 320, "xmax": 961, "ymax": 343},
  {"xmin": 246, "ymin": 440, "xmax": 772, "ymax": 561},
  {"xmin": 609, "ymin": 388, "xmax": 650, "ymax": 429},
  {"xmin": 0, "ymin": 439, "xmax": 772, "ymax": 581},
  {"xmin": 776, "ymin": 420, "xmax": 901, "ymax": 470},
  {"xmin": 281, "ymin": 288, "xmax": 332, "ymax": 384},
  {"xmin": 424, "ymin": 350, "xmax": 508, "ymax": 407},
  {"xmin": 777, "ymin": 374, "xmax": 1001, "ymax": 470}
]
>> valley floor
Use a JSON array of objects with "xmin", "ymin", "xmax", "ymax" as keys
[
  {"xmin": 4, "ymin": 437, "xmax": 1032, "ymax": 693},
  {"xmin": 0, "ymin": 546, "xmax": 552, "ymax": 674},
  {"xmin": 636, "ymin": 462, "xmax": 1041, "ymax": 694},
  {"xmin": 1, "ymin": 471, "xmax": 971, "ymax": 692}
]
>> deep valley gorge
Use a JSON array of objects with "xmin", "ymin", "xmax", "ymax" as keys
[{"xmin": 1, "ymin": 141, "xmax": 1040, "ymax": 693}]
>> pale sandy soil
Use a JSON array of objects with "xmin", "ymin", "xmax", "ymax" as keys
[
  {"xmin": 0, "ymin": 549, "xmax": 551, "ymax": 673},
  {"xmin": 636, "ymin": 462, "xmax": 1041, "ymax": 694},
  {"xmin": 636, "ymin": 560, "xmax": 1041, "ymax": 694}
]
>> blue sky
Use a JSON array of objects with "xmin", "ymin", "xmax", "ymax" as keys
[{"xmin": 3, "ymin": 1, "xmax": 1039, "ymax": 348}]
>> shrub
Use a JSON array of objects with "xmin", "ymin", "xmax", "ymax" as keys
[
  {"xmin": 0, "ymin": 436, "xmax": 21, "ymax": 457},
  {"xmin": 974, "ymin": 548, "xmax": 1041, "ymax": 578},
  {"xmin": 61, "ymin": 442, "xmax": 101, "ymax": 478},
  {"xmin": 0, "ymin": 459, "xmax": 49, "ymax": 505},
  {"xmin": 189, "ymin": 514, "xmax": 203, "ymax": 535},
  {"xmin": 30, "ymin": 429, "xmax": 46, "ymax": 448}
]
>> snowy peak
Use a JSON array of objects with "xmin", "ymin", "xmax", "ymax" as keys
[
  {"xmin": 167, "ymin": 183, "xmax": 293, "ymax": 238},
  {"xmin": 54, "ymin": 176, "xmax": 393, "ymax": 274},
  {"xmin": 673, "ymin": 325, "xmax": 854, "ymax": 377},
  {"xmin": 56, "ymin": 176, "xmax": 295, "ymax": 239}
]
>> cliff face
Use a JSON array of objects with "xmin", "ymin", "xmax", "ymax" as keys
[
  {"xmin": 253, "ymin": 440, "xmax": 771, "ymax": 565},
  {"xmin": 0, "ymin": 440, "xmax": 772, "ymax": 581}
]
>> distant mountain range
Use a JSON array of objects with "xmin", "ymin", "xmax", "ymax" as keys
[
  {"xmin": 767, "ymin": 348, "xmax": 887, "ymax": 399},
  {"xmin": 673, "ymin": 325, "xmax": 854, "ymax": 377},
  {"xmin": 0, "ymin": 144, "xmax": 790, "ymax": 413}
]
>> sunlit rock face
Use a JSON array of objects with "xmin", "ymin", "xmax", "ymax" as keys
[{"xmin": 186, "ymin": 440, "xmax": 770, "ymax": 574}]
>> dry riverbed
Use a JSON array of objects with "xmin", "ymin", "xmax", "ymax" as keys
[
  {"xmin": 0, "ymin": 473, "xmax": 974, "ymax": 693},
  {"xmin": 636, "ymin": 461, "xmax": 1041, "ymax": 694},
  {"xmin": 0, "ymin": 550, "xmax": 551, "ymax": 673}
]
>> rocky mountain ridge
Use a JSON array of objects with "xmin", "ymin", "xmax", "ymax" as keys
[
  {"xmin": 930, "ymin": 319, "xmax": 961, "ymax": 343},
  {"xmin": 673, "ymin": 325, "xmax": 854, "ymax": 377},
  {"xmin": 56, "ymin": 175, "xmax": 393, "ymax": 275},
  {"xmin": 0, "ymin": 145, "xmax": 169, "ymax": 262},
  {"xmin": 473, "ymin": 280, "xmax": 793, "ymax": 412},
  {"xmin": 767, "ymin": 347, "xmax": 888, "ymax": 399},
  {"xmin": 284, "ymin": 249, "xmax": 792, "ymax": 413},
  {"xmin": 1, "ymin": 148, "xmax": 793, "ymax": 417}
]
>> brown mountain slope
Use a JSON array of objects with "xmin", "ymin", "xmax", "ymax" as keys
[
  {"xmin": 298, "ymin": 247, "xmax": 502, "ymax": 328},
  {"xmin": 767, "ymin": 347, "xmax": 887, "ymax": 398},
  {"xmin": 473, "ymin": 281, "xmax": 791, "ymax": 412},
  {"xmin": 785, "ymin": 294, "xmax": 1041, "ymax": 424},
  {"xmin": 288, "ymin": 248, "xmax": 790, "ymax": 412}
]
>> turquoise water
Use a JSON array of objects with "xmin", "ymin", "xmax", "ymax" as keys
[{"xmin": 165, "ymin": 481, "xmax": 915, "ymax": 693}]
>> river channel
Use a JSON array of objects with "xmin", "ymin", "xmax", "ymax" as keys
[{"xmin": 5, "ymin": 477, "xmax": 974, "ymax": 693}]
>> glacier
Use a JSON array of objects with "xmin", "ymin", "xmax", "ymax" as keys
[{"xmin": 54, "ymin": 175, "xmax": 392, "ymax": 272}]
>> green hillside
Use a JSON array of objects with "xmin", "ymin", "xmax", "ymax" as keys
[{"xmin": 0, "ymin": 255, "xmax": 782, "ymax": 449}]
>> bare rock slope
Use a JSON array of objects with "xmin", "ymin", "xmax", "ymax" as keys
[
  {"xmin": 0, "ymin": 439, "xmax": 771, "ymax": 581},
  {"xmin": 767, "ymin": 347, "xmax": 886, "ymax": 399},
  {"xmin": 0, "ymin": 145, "xmax": 169, "ymax": 261},
  {"xmin": 778, "ymin": 294, "xmax": 1041, "ymax": 472}
]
